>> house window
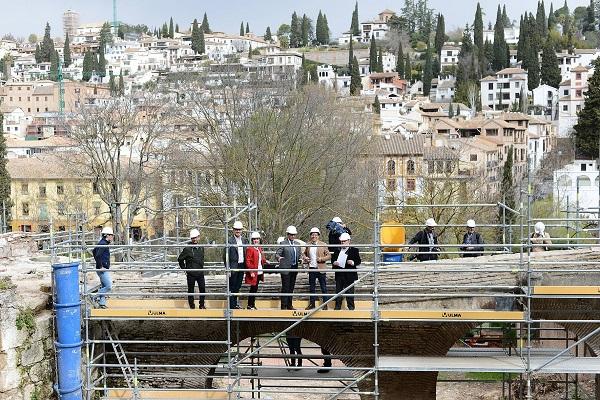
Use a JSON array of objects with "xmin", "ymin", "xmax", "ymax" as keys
[
  {"xmin": 93, "ymin": 201, "xmax": 101, "ymax": 216},
  {"xmin": 576, "ymin": 72, "xmax": 582, "ymax": 80},
  {"xmin": 428, "ymin": 161, "xmax": 434, "ymax": 174},
  {"xmin": 581, "ymin": 163, "xmax": 587, "ymax": 171},
  {"xmin": 576, "ymin": 89, "xmax": 582, "ymax": 97},
  {"xmin": 470, "ymin": 154, "xmax": 478, "ymax": 161},
  {"xmin": 22, "ymin": 202, "xmax": 29, "ymax": 216},
  {"xmin": 407, "ymin": 160, "xmax": 415, "ymax": 174},
  {"xmin": 436, "ymin": 161, "xmax": 445, "ymax": 173},
  {"xmin": 445, "ymin": 161, "xmax": 454, "ymax": 173},
  {"xmin": 92, "ymin": 182, "xmax": 100, "ymax": 194},
  {"xmin": 488, "ymin": 94, "xmax": 493, "ymax": 101},
  {"xmin": 39, "ymin": 185, "xmax": 46, "ymax": 198},
  {"xmin": 21, "ymin": 183, "xmax": 28, "ymax": 194},
  {"xmin": 503, "ymin": 93, "xmax": 510, "ymax": 100},
  {"xmin": 576, "ymin": 105, "xmax": 581, "ymax": 112},
  {"xmin": 486, "ymin": 129, "xmax": 498, "ymax": 136},
  {"xmin": 406, "ymin": 178, "xmax": 416, "ymax": 191},
  {"xmin": 387, "ymin": 160, "xmax": 396, "ymax": 175},
  {"xmin": 515, "ymin": 82, "xmax": 520, "ymax": 88},
  {"xmin": 39, "ymin": 203, "xmax": 48, "ymax": 219},
  {"xmin": 488, "ymin": 83, "xmax": 493, "ymax": 90},
  {"xmin": 57, "ymin": 202, "xmax": 66, "ymax": 215},
  {"xmin": 56, "ymin": 183, "xmax": 64, "ymax": 195},
  {"xmin": 564, "ymin": 89, "xmax": 569, "ymax": 96},
  {"xmin": 563, "ymin": 105, "xmax": 568, "ymax": 111},
  {"xmin": 386, "ymin": 178, "xmax": 397, "ymax": 191},
  {"xmin": 75, "ymin": 185, "xmax": 82, "ymax": 195}
]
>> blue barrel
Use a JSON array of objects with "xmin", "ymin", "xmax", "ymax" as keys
[
  {"xmin": 52, "ymin": 261, "xmax": 82, "ymax": 400},
  {"xmin": 382, "ymin": 253, "xmax": 403, "ymax": 263}
]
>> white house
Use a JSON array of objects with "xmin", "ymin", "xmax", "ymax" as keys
[
  {"xmin": 557, "ymin": 52, "xmax": 581, "ymax": 81},
  {"xmin": 554, "ymin": 160, "xmax": 600, "ymax": 215},
  {"xmin": 480, "ymin": 67, "xmax": 528, "ymax": 111},
  {"xmin": 359, "ymin": 10, "xmax": 395, "ymax": 42},
  {"xmin": 482, "ymin": 26, "xmax": 520, "ymax": 45},
  {"xmin": 440, "ymin": 44, "xmax": 460, "ymax": 69},
  {"xmin": 527, "ymin": 116, "xmax": 555, "ymax": 171},
  {"xmin": 2, "ymin": 107, "xmax": 31, "ymax": 138},
  {"xmin": 531, "ymin": 84, "xmax": 558, "ymax": 119},
  {"xmin": 430, "ymin": 76, "xmax": 456, "ymax": 102},
  {"xmin": 558, "ymin": 65, "xmax": 589, "ymax": 138}
]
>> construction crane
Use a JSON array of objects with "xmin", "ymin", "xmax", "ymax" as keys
[
  {"xmin": 58, "ymin": 59, "xmax": 64, "ymax": 116},
  {"xmin": 112, "ymin": 0, "xmax": 119, "ymax": 35}
]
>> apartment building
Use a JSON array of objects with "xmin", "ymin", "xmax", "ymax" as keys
[
  {"xmin": 558, "ymin": 65, "xmax": 589, "ymax": 137},
  {"xmin": 440, "ymin": 44, "xmax": 460, "ymax": 69},
  {"xmin": 480, "ymin": 67, "xmax": 528, "ymax": 111}
]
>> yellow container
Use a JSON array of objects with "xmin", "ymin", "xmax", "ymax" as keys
[{"xmin": 380, "ymin": 222, "xmax": 405, "ymax": 253}]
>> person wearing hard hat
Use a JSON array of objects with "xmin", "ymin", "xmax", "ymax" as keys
[
  {"xmin": 331, "ymin": 232, "xmax": 361, "ymax": 310},
  {"xmin": 460, "ymin": 219, "xmax": 485, "ymax": 257},
  {"xmin": 244, "ymin": 232, "xmax": 267, "ymax": 310},
  {"xmin": 302, "ymin": 227, "xmax": 331, "ymax": 310},
  {"xmin": 407, "ymin": 218, "xmax": 440, "ymax": 261},
  {"xmin": 224, "ymin": 221, "xmax": 248, "ymax": 309},
  {"xmin": 276, "ymin": 225, "xmax": 303, "ymax": 310},
  {"xmin": 327, "ymin": 216, "xmax": 352, "ymax": 257},
  {"xmin": 531, "ymin": 221, "xmax": 552, "ymax": 252},
  {"xmin": 92, "ymin": 226, "xmax": 114, "ymax": 309},
  {"xmin": 178, "ymin": 229, "xmax": 206, "ymax": 309}
]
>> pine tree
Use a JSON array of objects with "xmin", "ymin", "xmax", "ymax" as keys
[
  {"xmin": 517, "ymin": 14, "xmax": 525, "ymax": 61},
  {"xmin": 41, "ymin": 22, "xmax": 54, "ymax": 62},
  {"xmin": 502, "ymin": 5, "xmax": 511, "ymax": 27},
  {"xmin": 199, "ymin": 28, "xmax": 205, "ymax": 54},
  {"xmin": 82, "ymin": 51, "xmax": 93, "ymax": 81},
  {"xmin": 35, "ymin": 44, "xmax": 42, "ymax": 63},
  {"xmin": 323, "ymin": 15, "xmax": 330, "ymax": 44},
  {"xmin": 192, "ymin": 19, "xmax": 202, "ymax": 54},
  {"xmin": 373, "ymin": 95, "xmax": 381, "ymax": 114},
  {"xmin": 541, "ymin": 36, "xmax": 561, "ymax": 88},
  {"xmin": 109, "ymin": 72, "xmax": 117, "ymax": 96},
  {"xmin": 98, "ymin": 48, "xmax": 106, "ymax": 78},
  {"xmin": 499, "ymin": 146, "xmax": 515, "ymax": 225},
  {"xmin": 169, "ymin": 17, "xmax": 174, "ymax": 38},
  {"xmin": 248, "ymin": 44, "xmax": 252, "ymax": 59},
  {"xmin": 118, "ymin": 71, "xmax": 125, "ymax": 96},
  {"xmin": 316, "ymin": 11, "xmax": 325, "ymax": 45},
  {"xmin": 434, "ymin": 13, "xmax": 446, "ymax": 56},
  {"xmin": 484, "ymin": 38, "xmax": 494, "ymax": 71},
  {"xmin": 493, "ymin": 5, "xmax": 507, "ymax": 70},
  {"xmin": 348, "ymin": 33, "xmax": 354, "ymax": 67},
  {"xmin": 423, "ymin": 45, "xmax": 433, "ymax": 95},
  {"xmin": 91, "ymin": 51, "xmax": 99, "ymax": 76},
  {"xmin": 574, "ymin": 57, "xmax": 600, "ymax": 157},
  {"xmin": 49, "ymin": 50, "xmax": 58, "ymax": 81},
  {"xmin": 264, "ymin": 27, "xmax": 272, "ymax": 42},
  {"xmin": 99, "ymin": 22, "xmax": 113, "ymax": 49},
  {"xmin": 377, "ymin": 47, "xmax": 384, "ymax": 72},
  {"xmin": 290, "ymin": 12, "xmax": 300, "ymax": 48},
  {"xmin": 474, "ymin": 3, "xmax": 484, "ymax": 52},
  {"xmin": 536, "ymin": 1, "xmax": 548, "ymax": 39},
  {"xmin": 63, "ymin": 33, "xmax": 71, "ymax": 67},
  {"xmin": 240, "ymin": 22, "xmax": 245, "ymax": 36},
  {"xmin": 161, "ymin": 23, "xmax": 169, "ymax": 38},
  {"xmin": 526, "ymin": 44, "xmax": 540, "ymax": 90},
  {"xmin": 0, "ymin": 110, "xmax": 11, "ymax": 223},
  {"xmin": 369, "ymin": 38, "xmax": 377, "ymax": 73},
  {"xmin": 405, "ymin": 55, "xmax": 411, "ymax": 82},
  {"xmin": 246, "ymin": 22, "xmax": 250, "ymax": 34},
  {"xmin": 548, "ymin": 3, "xmax": 556, "ymax": 29},
  {"xmin": 202, "ymin": 13, "xmax": 211, "ymax": 33},
  {"xmin": 350, "ymin": 55, "xmax": 362, "ymax": 95},
  {"xmin": 396, "ymin": 42, "xmax": 405, "ymax": 78},
  {"xmin": 301, "ymin": 14, "xmax": 309, "ymax": 47},
  {"xmin": 351, "ymin": 1, "xmax": 360, "ymax": 36},
  {"xmin": 175, "ymin": 23, "xmax": 179, "ymax": 33}
]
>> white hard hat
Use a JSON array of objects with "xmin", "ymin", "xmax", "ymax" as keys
[
  {"xmin": 286, "ymin": 225, "xmax": 298, "ymax": 235},
  {"xmin": 466, "ymin": 219, "xmax": 476, "ymax": 228},
  {"xmin": 250, "ymin": 231, "xmax": 261, "ymax": 239},
  {"xmin": 101, "ymin": 226, "xmax": 114, "ymax": 235},
  {"xmin": 232, "ymin": 221, "xmax": 244, "ymax": 230},
  {"xmin": 310, "ymin": 227, "xmax": 321, "ymax": 234},
  {"xmin": 189, "ymin": 228, "xmax": 200, "ymax": 239},
  {"xmin": 332, "ymin": 217, "xmax": 343, "ymax": 223},
  {"xmin": 339, "ymin": 232, "xmax": 351, "ymax": 241},
  {"xmin": 425, "ymin": 218, "xmax": 437, "ymax": 227},
  {"xmin": 534, "ymin": 222, "xmax": 545, "ymax": 234},
  {"xmin": 277, "ymin": 236, "xmax": 285, "ymax": 244}
]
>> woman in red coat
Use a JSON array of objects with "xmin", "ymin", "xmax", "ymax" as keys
[{"xmin": 245, "ymin": 231, "xmax": 266, "ymax": 310}]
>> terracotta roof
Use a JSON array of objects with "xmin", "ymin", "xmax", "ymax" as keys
[
  {"xmin": 32, "ymin": 86, "xmax": 54, "ymax": 95},
  {"xmin": 571, "ymin": 65, "xmax": 589, "ymax": 72},
  {"xmin": 6, "ymin": 136, "xmax": 76, "ymax": 148},
  {"xmin": 434, "ymin": 117, "xmax": 462, "ymax": 129},
  {"xmin": 559, "ymin": 79, "xmax": 571, "ymax": 86},
  {"xmin": 496, "ymin": 67, "xmax": 526, "ymax": 74},
  {"xmin": 368, "ymin": 134, "xmax": 425, "ymax": 156},
  {"xmin": 500, "ymin": 112, "xmax": 531, "ymax": 121},
  {"xmin": 370, "ymin": 72, "xmax": 398, "ymax": 79},
  {"xmin": 480, "ymin": 76, "xmax": 496, "ymax": 82},
  {"xmin": 574, "ymin": 49, "xmax": 599, "ymax": 54},
  {"xmin": 379, "ymin": 9, "xmax": 396, "ymax": 14},
  {"xmin": 7, "ymin": 154, "xmax": 86, "ymax": 180},
  {"xmin": 424, "ymin": 146, "xmax": 459, "ymax": 160}
]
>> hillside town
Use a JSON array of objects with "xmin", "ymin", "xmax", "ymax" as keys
[{"xmin": 0, "ymin": 0, "xmax": 598, "ymax": 241}]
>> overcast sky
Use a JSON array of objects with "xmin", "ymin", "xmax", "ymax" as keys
[{"xmin": 2, "ymin": 0, "xmax": 592, "ymax": 39}]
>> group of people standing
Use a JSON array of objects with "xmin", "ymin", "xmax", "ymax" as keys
[{"xmin": 176, "ymin": 217, "xmax": 360, "ymax": 311}]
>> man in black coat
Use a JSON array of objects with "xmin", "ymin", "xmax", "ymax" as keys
[
  {"xmin": 460, "ymin": 219, "xmax": 485, "ymax": 257},
  {"xmin": 332, "ymin": 232, "xmax": 361, "ymax": 310},
  {"xmin": 223, "ymin": 221, "xmax": 248, "ymax": 309},
  {"xmin": 407, "ymin": 218, "xmax": 440, "ymax": 261},
  {"xmin": 178, "ymin": 229, "xmax": 206, "ymax": 309},
  {"xmin": 327, "ymin": 216, "xmax": 352, "ymax": 258}
]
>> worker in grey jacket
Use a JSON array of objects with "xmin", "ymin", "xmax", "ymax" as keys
[{"xmin": 276, "ymin": 226, "xmax": 303, "ymax": 310}]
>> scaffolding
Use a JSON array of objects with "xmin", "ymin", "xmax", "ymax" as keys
[{"xmin": 46, "ymin": 190, "xmax": 600, "ymax": 400}]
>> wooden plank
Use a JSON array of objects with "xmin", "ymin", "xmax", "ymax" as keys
[
  {"xmin": 379, "ymin": 310, "xmax": 524, "ymax": 321},
  {"xmin": 106, "ymin": 299, "xmax": 373, "ymax": 309},
  {"xmin": 106, "ymin": 389, "xmax": 228, "ymax": 399},
  {"xmin": 532, "ymin": 286, "xmax": 600, "ymax": 295},
  {"xmin": 232, "ymin": 309, "xmax": 372, "ymax": 319},
  {"xmin": 90, "ymin": 308, "xmax": 225, "ymax": 318}
]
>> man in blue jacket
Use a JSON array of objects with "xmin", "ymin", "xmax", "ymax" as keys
[{"xmin": 93, "ymin": 226, "xmax": 114, "ymax": 308}]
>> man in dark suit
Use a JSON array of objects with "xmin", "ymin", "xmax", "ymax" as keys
[
  {"xmin": 178, "ymin": 228, "xmax": 206, "ymax": 309},
  {"xmin": 276, "ymin": 226, "xmax": 302, "ymax": 310},
  {"xmin": 331, "ymin": 232, "xmax": 361, "ymax": 310},
  {"xmin": 407, "ymin": 218, "xmax": 440, "ymax": 261},
  {"xmin": 223, "ymin": 221, "xmax": 248, "ymax": 309},
  {"xmin": 460, "ymin": 219, "xmax": 485, "ymax": 257}
]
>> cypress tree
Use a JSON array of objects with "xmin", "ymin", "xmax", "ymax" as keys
[
  {"xmin": 169, "ymin": 17, "xmax": 174, "ymax": 38},
  {"xmin": 493, "ymin": 5, "xmax": 507, "ymax": 70},
  {"xmin": 323, "ymin": 15, "xmax": 330, "ymax": 44},
  {"xmin": 369, "ymin": 38, "xmax": 377, "ymax": 72},
  {"xmin": 527, "ymin": 45, "xmax": 540, "ymax": 90},
  {"xmin": 49, "ymin": 50, "xmax": 58, "ymax": 81},
  {"xmin": 373, "ymin": 95, "xmax": 381, "ymax": 114},
  {"xmin": 517, "ymin": 14, "xmax": 525, "ymax": 61},
  {"xmin": 377, "ymin": 47, "xmax": 384, "ymax": 72},
  {"xmin": 350, "ymin": 56, "xmax": 362, "ymax": 95},
  {"xmin": 246, "ymin": 22, "xmax": 250, "ymax": 34},
  {"xmin": 109, "ymin": 72, "xmax": 117, "ymax": 96},
  {"xmin": 202, "ymin": 13, "xmax": 211, "ymax": 33},
  {"xmin": 248, "ymin": 44, "xmax": 252, "ymax": 59},
  {"xmin": 199, "ymin": 28, "xmax": 205, "ymax": 54},
  {"xmin": 118, "ymin": 71, "xmax": 125, "ymax": 96},
  {"xmin": 301, "ymin": 14, "xmax": 309, "ymax": 47},
  {"xmin": 423, "ymin": 45, "xmax": 433, "ymax": 95},
  {"xmin": 434, "ymin": 13, "xmax": 446, "ymax": 57},
  {"xmin": 405, "ymin": 55, "xmax": 411, "ymax": 82},
  {"xmin": 316, "ymin": 11, "xmax": 325, "ymax": 45},
  {"xmin": 91, "ymin": 51, "xmax": 99, "ymax": 76},
  {"xmin": 192, "ymin": 19, "xmax": 202, "ymax": 54},
  {"xmin": 82, "ymin": 51, "xmax": 92, "ymax": 81},
  {"xmin": 63, "ymin": 33, "xmax": 71, "ymax": 67},
  {"xmin": 41, "ymin": 22, "xmax": 54, "ymax": 62},
  {"xmin": 541, "ymin": 36, "xmax": 561, "ymax": 88},
  {"xmin": 175, "ymin": 23, "xmax": 179, "ymax": 33},
  {"xmin": 448, "ymin": 101, "xmax": 454, "ymax": 117},
  {"xmin": 548, "ymin": 3, "xmax": 556, "ymax": 29},
  {"xmin": 396, "ymin": 42, "xmax": 404, "ymax": 78},
  {"xmin": 573, "ymin": 58, "xmax": 600, "ymax": 157},
  {"xmin": 98, "ymin": 48, "xmax": 107, "ymax": 78},
  {"xmin": 484, "ymin": 38, "xmax": 494, "ymax": 71},
  {"xmin": 586, "ymin": 0, "xmax": 596, "ymax": 31},
  {"xmin": 474, "ymin": 3, "xmax": 484, "ymax": 73},
  {"xmin": 348, "ymin": 35, "xmax": 354, "ymax": 67},
  {"xmin": 536, "ymin": 1, "xmax": 548, "ymax": 39},
  {"xmin": 264, "ymin": 27, "xmax": 272, "ymax": 42},
  {"xmin": 500, "ymin": 146, "xmax": 515, "ymax": 225},
  {"xmin": 240, "ymin": 22, "xmax": 245, "ymax": 36},
  {"xmin": 161, "ymin": 23, "xmax": 169, "ymax": 39},
  {"xmin": 290, "ymin": 12, "xmax": 300, "ymax": 48},
  {"xmin": 0, "ymin": 110, "xmax": 11, "ymax": 224},
  {"xmin": 351, "ymin": 2, "xmax": 360, "ymax": 36},
  {"xmin": 502, "ymin": 5, "xmax": 511, "ymax": 27}
]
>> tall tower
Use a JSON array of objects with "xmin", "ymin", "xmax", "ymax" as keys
[{"xmin": 63, "ymin": 10, "xmax": 79, "ymax": 39}]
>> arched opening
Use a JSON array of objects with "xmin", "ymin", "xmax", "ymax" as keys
[
  {"xmin": 387, "ymin": 159, "xmax": 396, "ymax": 176},
  {"xmin": 557, "ymin": 175, "xmax": 572, "ymax": 188},
  {"xmin": 577, "ymin": 176, "xmax": 591, "ymax": 187},
  {"xmin": 407, "ymin": 159, "xmax": 416, "ymax": 174}
]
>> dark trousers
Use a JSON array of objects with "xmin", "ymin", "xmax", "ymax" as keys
[
  {"xmin": 280, "ymin": 269, "xmax": 298, "ymax": 309},
  {"xmin": 334, "ymin": 271, "xmax": 355, "ymax": 310},
  {"xmin": 322, "ymin": 348, "xmax": 332, "ymax": 367},
  {"xmin": 186, "ymin": 274, "xmax": 206, "ymax": 307},
  {"xmin": 228, "ymin": 263, "xmax": 245, "ymax": 308},
  {"xmin": 286, "ymin": 336, "xmax": 302, "ymax": 366},
  {"xmin": 248, "ymin": 284, "xmax": 259, "ymax": 308},
  {"xmin": 308, "ymin": 270, "xmax": 329, "ymax": 305}
]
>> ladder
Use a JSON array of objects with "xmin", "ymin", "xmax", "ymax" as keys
[{"xmin": 102, "ymin": 321, "xmax": 138, "ymax": 393}]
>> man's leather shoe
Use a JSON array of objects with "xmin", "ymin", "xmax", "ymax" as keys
[{"xmin": 305, "ymin": 304, "xmax": 315, "ymax": 310}]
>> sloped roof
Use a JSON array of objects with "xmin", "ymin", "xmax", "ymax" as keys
[
  {"xmin": 368, "ymin": 134, "xmax": 425, "ymax": 156},
  {"xmin": 496, "ymin": 67, "xmax": 526, "ymax": 74},
  {"xmin": 424, "ymin": 146, "xmax": 459, "ymax": 160},
  {"xmin": 7, "ymin": 154, "xmax": 85, "ymax": 180},
  {"xmin": 480, "ymin": 76, "xmax": 496, "ymax": 82},
  {"xmin": 571, "ymin": 65, "xmax": 589, "ymax": 72}
]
